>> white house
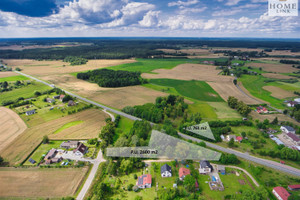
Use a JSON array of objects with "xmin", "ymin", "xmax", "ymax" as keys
[
  {"xmin": 199, "ymin": 160, "xmax": 213, "ymax": 174},
  {"xmin": 280, "ymin": 125, "xmax": 296, "ymax": 134},
  {"xmin": 161, "ymin": 164, "xmax": 172, "ymax": 177}
]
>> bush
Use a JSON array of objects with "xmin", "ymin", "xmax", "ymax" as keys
[{"xmin": 127, "ymin": 184, "xmax": 134, "ymax": 191}]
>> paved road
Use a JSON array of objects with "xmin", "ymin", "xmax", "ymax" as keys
[
  {"xmin": 178, "ymin": 132, "xmax": 300, "ymax": 177},
  {"xmin": 15, "ymin": 71, "xmax": 300, "ymax": 183},
  {"xmin": 76, "ymin": 150, "xmax": 106, "ymax": 200}
]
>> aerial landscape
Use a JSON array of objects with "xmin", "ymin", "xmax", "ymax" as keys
[{"xmin": 0, "ymin": 0, "xmax": 300, "ymax": 200}]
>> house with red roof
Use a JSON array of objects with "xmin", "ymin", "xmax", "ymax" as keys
[
  {"xmin": 272, "ymin": 186, "xmax": 290, "ymax": 200},
  {"xmin": 179, "ymin": 167, "xmax": 190, "ymax": 180},
  {"xmin": 136, "ymin": 174, "xmax": 152, "ymax": 189},
  {"xmin": 236, "ymin": 136, "xmax": 243, "ymax": 143},
  {"xmin": 256, "ymin": 106, "xmax": 268, "ymax": 114},
  {"xmin": 288, "ymin": 184, "xmax": 300, "ymax": 191}
]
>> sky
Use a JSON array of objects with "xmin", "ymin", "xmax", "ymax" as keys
[{"xmin": 0, "ymin": 0, "xmax": 299, "ymax": 38}]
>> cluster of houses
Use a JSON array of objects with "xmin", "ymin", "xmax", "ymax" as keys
[
  {"xmin": 255, "ymin": 106, "xmax": 268, "ymax": 114},
  {"xmin": 137, "ymin": 160, "xmax": 219, "ymax": 190},
  {"xmin": 269, "ymin": 126, "xmax": 300, "ymax": 152},
  {"xmin": 286, "ymin": 98, "xmax": 300, "ymax": 107},
  {"xmin": 221, "ymin": 135, "xmax": 243, "ymax": 143},
  {"xmin": 203, "ymin": 60, "xmax": 215, "ymax": 65},
  {"xmin": 273, "ymin": 184, "xmax": 300, "ymax": 200},
  {"xmin": 41, "ymin": 141, "xmax": 88, "ymax": 165}
]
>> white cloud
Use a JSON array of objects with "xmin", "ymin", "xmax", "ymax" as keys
[
  {"xmin": 168, "ymin": 0, "xmax": 199, "ymax": 7},
  {"xmin": 225, "ymin": 0, "xmax": 243, "ymax": 6},
  {"xmin": 139, "ymin": 11, "xmax": 160, "ymax": 27},
  {"xmin": 179, "ymin": 7, "xmax": 207, "ymax": 14}
]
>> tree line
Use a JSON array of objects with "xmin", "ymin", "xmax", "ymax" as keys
[
  {"xmin": 227, "ymin": 96, "xmax": 252, "ymax": 116},
  {"xmin": 63, "ymin": 56, "xmax": 88, "ymax": 65},
  {"xmin": 77, "ymin": 69, "xmax": 146, "ymax": 88}
]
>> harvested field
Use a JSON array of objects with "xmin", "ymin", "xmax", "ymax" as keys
[
  {"xmin": 250, "ymin": 111, "xmax": 300, "ymax": 126},
  {"xmin": 42, "ymin": 74, "xmax": 167, "ymax": 109},
  {"xmin": 263, "ymin": 86, "xmax": 297, "ymax": 99},
  {"xmin": 262, "ymin": 73, "xmax": 294, "ymax": 79},
  {"xmin": 3, "ymin": 59, "xmax": 135, "ymax": 77},
  {"xmin": 0, "ymin": 167, "xmax": 88, "ymax": 198},
  {"xmin": 142, "ymin": 63, "xmax": 261, "ymax": 104},
  {"xmin": 0, "ymin": 107, "xmax": 27, "ymax": 152},
  {"xmin": 0, "ymin": 71, "xmax": 18, "ymax": 78},
  {"xmin": 248, "ymin": 63, "xmax": 296, "ymax": 73},
  {"xmin": 0, "ymin": 109, "xmax": 108, "ymax": 165}
]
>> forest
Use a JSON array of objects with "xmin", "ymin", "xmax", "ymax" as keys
[
  {"xmin": 0, "ymin": 38, "xmax": 300, "ymax": 60},
  {"xmin": 77, "ymin": 69, "xmax": 146, "ymax": 87}
]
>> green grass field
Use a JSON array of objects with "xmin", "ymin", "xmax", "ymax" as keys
[
  {"xmin": 149, "ymin": 79, "xmax": 224, "ymax": 102},
  {"xmin": 208, "ymin": 102, "xmax": 241, "ymax": 119},
  {"xmin": 238, "ymin": 75, "xmax": 285, "ymax": 109},
  {"xmin": 114, "ymin": 116, "xmax": 134, "ymax": 143},
  {"xmin": 107, "ymin": 58, "xmax": 199, "ymax": 73},
  {"xmin": 54, "ymin": 120, "xmax": 84, "ymax": 134},
  {"xmin": 188, "ymin": 101, "xmax": 218, "ymax": 120},
  {"xmin": 0, "ymin": 82, "xmax": 50, "ymax": 105},
  {"xmin": 0, "ymin": 75, "xmax": 29, "ymax": 82},
  {"xmin": 268, "ymin": 81, "xmax": 300, "ymax": 92}
]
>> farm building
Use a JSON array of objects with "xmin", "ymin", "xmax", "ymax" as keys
[
  {"xmin": 218, "ymin": 165, "xmax": 226, "ymax": 175},
  {"xmin": 44, "ymin": 148, "xmax": 57, "ymax": 160},
  {"xmin": 280, "ymin": 125, "xmax": 295, "ymax": 134},
  {"xmin": 25, "ymin": 110, "xmax": 36, "ymax": 116},
  {"xmin": 272, "ymin": 186, "xmax": 290, "ymax": 200},
  {"xmin": 256, "ymin": 106, "xmax": 268, "ymax": 114},
  {"xmin": 287, "ymin": 101, "xmax": 298, "ymax": 107},
  {"xmin": 199, "ymin": 160, "xmax": 213, "ymax": 174},
  {"xmin": 288, "ymin": 185, "xmax": 300, "ymax": 191},
  {"xmin": 73, "ymin": 143, "xmax": 87, "ymax": 156},
  {"xmin": 271, "ymin": 137, "xmax": 285, "ymax": 146},
  {"xmin": 68, "ymin": 100, "xmax": 76, "ymax": 107},
  {"xmin": 60, "ymin": 141, "xmax": 79, "ymax": 149},
  {"xmin": 161, "ymin": 164, "xmax": 172, "ymax": 177},
  {"xmin": 284, "ymin": 132, "xmax": 300, "ymax": 146},
  {"xmin": 179, "ymin": 167, "xmax": 190, "ymax": 180},
  {"xmin": 136, "ymin": 174, "xmax": 152, "ymax": 189}
]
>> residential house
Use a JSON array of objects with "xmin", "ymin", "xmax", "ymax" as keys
[
  {"xmin": 59, "ymin": 94, "xmax": 65, "ymax": 101},
  {"xmin": 272, "ymin": 186, "xmax": 290, "ymax": 200},
  {"xmin": 280, "ymin": 125, "xmax": 295, "ymax": 134},
  {"xmin": 284, "ymin": 132, "xmax": 300, "ymax": 146},
  {"xmin": 44, "ymin": 148, "xmax": 57, "ymax": 160},
  {"xmin": 161, "ymin": 164, "xmax": 172, "ymax": 177},
  {"xmin": 236, "ymin": 136, "xmax": 243, "ymax": 143},
  {"xmin": 256, "ymin": 106, "xmax": 268, "ymax": 114},
  {"xmin": 60, "ymin": 141, "xmax": 79, "ymax": 149},
  {"xmin": 179, "ymin": 167, "xmax": 190, "ymax": 180},
  {"xmin": 73, "ymin": 143, "xmax": 87, "ymax": 156},
  {"xmin": 136, "ymin": 174, "xmax": 152, "ymax": 189},
  {"xmin": 26, "ymin": 110, "xmax": 36, "ymax": 116},
  {"xmin": 46, "ymin": 98, "xmax": 55, "ymax": 103},
  {"xmin": 218, "ymin": 165, "xmax": 226, "ymax": 175},
  {"xmin": 288, "ymin": 185, "xmax": 300, "ymax": 191},
  {"xmin": 226, "ymin": 135, "xmax": 236, "ymax": 142},
  {"xmin": 68, "ymin": 100, "xmax": 76, "ymax": 107},
  {"xmin": 287, "ymin": 101, "xmax": 298, "ymax": 107},
  {"xmin": 51, "ymin": 157, "xmax": 63, "ymax": 163},
  {"xmin": 53, "ymin": 95, "xmax": 60, "ymax": 99},
  {"xmin": 199, "ymin": 160, "xmax": 213, "ymax": 174}
]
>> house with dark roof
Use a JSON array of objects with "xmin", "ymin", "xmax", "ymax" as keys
[
  {"xmin": 288, "ymin": 184, "xmax": 300, "ymax": 191},
  {"xmin": 53, "ymin": 95, "xmax": 60, "ymax": 99},
  {"xmin": 26, "ymin": 109, "xmax": 36, "ymax": 116},
  {"xmin": 73, "ymin": 143, "xmax": 87, "ymax": 156},
  {"xmin": 272, "ymin": 186, "xmax": 290, "ymax": 200},
  {"xmin": 60, "ymin": 141, "xmax": 79, "ymax": 149},
  {"xmin": 280, "ymin": 125, "xmax": 295, "ymax": 134},
  {"xmin": 179, "ymin": 167, "xmax": 190, "ymax": 180},
  {"xmin": 284, "ymin": 132, "xmax": 300, "ymax": 145},
  {"xmin": 44, "ymin": 148, "xmax": 57, "ymax": 160},
  {"xmin": 161, "ymin": 164, "xmax": 172, "ymax": 177},
  {"xmin": 68, "ymin": 100, "xmax": 76, "ymax": 107},
  {"xmin": 218, "ymin": 165, "xmax": 226, "ymax": 175},
  {"xmin": 199, "ymin": 160, "xmax": 213, "ymax": 174},
  {"xmin": 136, "ymin": 174, "xmax": 152, "ymax": 189}
]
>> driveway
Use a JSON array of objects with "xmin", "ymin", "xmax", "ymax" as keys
[{"xmin": 56, "ymin": 150, "xmax": 95, "ymax": 163}]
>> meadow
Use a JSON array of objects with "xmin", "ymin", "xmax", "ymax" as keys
[
  {"xmin": 107, "ymin": 58, "xmax": 200, "ymax": 73},
  {"xmin": 0, "ymin": 75, "xmax": 29, "ymax": 82},
  {"xmin": 149, "ymin": 79, "xmax": 224, "ymax": 102}
]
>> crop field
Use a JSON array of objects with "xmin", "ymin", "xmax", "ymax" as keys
[
  {"xmin": 107, "ymin": 58, "xmax": 200, "ymax": 73},
  {"xmin": 238, "ymin": 75, "xmax": 285, "ymax": 109},
  {"xmin": 0, "ymin": 167, "xmax": 88, "ymax": 198},
  {"xmin": 3, "ymin": 59, "xmax": 135, "ymax": 77},
  {"xmin": 248, "ymin": 62, "xmax": 296, "ymax": 73},
  {"xmin": 0, "ymin": 107, "xmax": 27, "ymax": 153},
  {"xmin": 0, "ymin": 72, "xmax": 19, "ymax": 78},
  {"xmin": 142, "ymin": 63, "xmax": 260, "ymax": 104},
  {"xmin": 0, "ymin": 109, "xmax": 108, "ymax": 165},
  {"xmin": 0, "ymin": 81, "xmax": 50, "ymax": 105},
  {"xmin": 263, "ymin": 86, "xmax": 297, "ymax": 99},
  {"xmin": 149, "ymin": 79, "xmax": 224, "ymax": 102},
  {"xmin": 261, "ymin": 73, "xmax": 294, "ymax": 79}
]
